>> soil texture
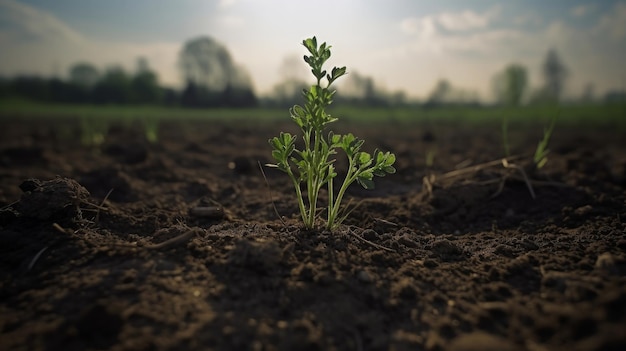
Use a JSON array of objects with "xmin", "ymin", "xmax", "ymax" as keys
[{"xmin": 1, "ymin": 115, "xmax": 625, "ymax": 351}]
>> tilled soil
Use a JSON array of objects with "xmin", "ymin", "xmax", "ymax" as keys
[{"xmin": 0, "ymin": 115, "xmax": 625, "ymax": 351}]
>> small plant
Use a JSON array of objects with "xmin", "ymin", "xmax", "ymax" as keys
[
  {"xmin": 268, "ymin": 37, "xmax": 396, "ymax": 230},
  {"xmin": 533, "ymin": 114, "xmax": 557, "ymax": 170}
]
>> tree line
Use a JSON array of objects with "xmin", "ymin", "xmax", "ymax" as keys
[
  {"xmin": 0, "ymin": 37, "xmax": 258, "ymax": 108},
  {"xmin": 0, "ymin": 36, "xmax": 622, "ymax": 108}
]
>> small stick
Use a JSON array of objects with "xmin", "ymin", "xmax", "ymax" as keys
[
  {"xmin": 0, "ymin": 200, "xmax": 19, "ymax": 211},
  {"xmin": 93, "ymin": 188, "xmax": 113, "ymax": 224},
  {"xmin": 501, "ymin": 158, "xmax": 536, "ymax": 199},
  {"xmin": 258, "ymin": 161, "xmax": 287, "ymax": 227},
  {"xmin": 27, "ymin": 246, "xmax": 48, "ymax": 271},
  {"xmin": 349, "ymin": 227, "xmax": 394, "ymax": 252},
  {"xmin": 374, "ymin": 218, "xmax": 399, "ymax": 227},
  {"xmin": 438, "ymin": 155, "xmax": 524, "ymax": 180},
  {"xmin": 142, "ymin": 229, "xmax": 199, "ymax": 250},
  {"xmin": 53, "ymin": 222, "xmax": 200, "ymax": 251}
]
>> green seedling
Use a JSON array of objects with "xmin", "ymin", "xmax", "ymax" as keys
[
  {"xmin": 425, "ymin": 149, "xmax": 437, "ymax": 167},
  {"xmin": 268, "ymin": 37, "xmax": 396, "ymax": 230},
  {"xmin": 142, "ymin": 117, "xmax": 159, "ymax": 143},
  {"xmin": 80, "ymin": 117, "xmax": 106, "ymax": 146},
  {"xmin": 533, "ymin": 114, "xmax": 557, "ymax": 170}
]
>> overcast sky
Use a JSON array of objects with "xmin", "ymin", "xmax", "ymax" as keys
[{"xmin": 1, "ymin": 0, "xmax": 625, "ymax": 101}]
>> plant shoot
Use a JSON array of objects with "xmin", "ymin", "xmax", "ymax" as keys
[{"xmin": 268, "ymin": 37, "xmax": 396, "ymax": 230}]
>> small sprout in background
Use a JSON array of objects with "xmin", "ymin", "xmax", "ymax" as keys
[
  {"xmin": 533, "ymin": 114, "xmax": 557, "ymax": 170},
  {"xmin": 143, "ymin": 117, "xmax": 159, "ymax": 143},
  {"xmin": 268, "ymin": 37, "xmax": 396, "ymax": 230},
  {"xmin": 80, "ymin": 117, "xmax": 106, "ymax": 146},
  {"xmin": 425, "ymin": 149, "xmax": 437, "ymax": 168}
]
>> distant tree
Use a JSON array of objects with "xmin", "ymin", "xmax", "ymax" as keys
[
  {"xmin": 492, "ymin": 64, "xmax": 528, "ymax": 106},
  {"xmin": 270, "ymin": 78, "xmax": 309, "ymax": 107},
  {"xmin": 48, "ymin": 78, "xmax": 85, "ymax": 103},
  {"xmin": 92, "ymin": 66, "xmax": 133, "ymax": 104},
  {"xmin": 541, "ymin": 48, "xmax": 568, "ymax": 102},
  {"xmin": 337, "ymin": 71, "xmax": 388, "ymax": 106},
  {"xmin": 178, "ymin": 36, "xmax": 256, "ymax": 107},
  {"xmin": 426, "ymin": 79, "xmax": 452, "ymax": 106},
  {"xmin": 0, "ymin": 77, "xmax": 8, "ymax": 98},
  {"xmin": 604, "ymin": 90, "xmax": 626, "ymax": 103},
  {"xmin": 131, "ymin": 57, "xmax": 162, "ymax": 104},
  {"xmin": 11, "ymin": 76, "xmax": 50, "ymax": 101},
  {"xmin": 69, "ymin": 62, "xmax": 100, "ymax": 88},
  {"xmin": 424, "ymin": 79, "xmax": 480, "ymax": 107},
  {"xmin": 580, "ymin": 82, "xmax": 595, "ymax": 103}
]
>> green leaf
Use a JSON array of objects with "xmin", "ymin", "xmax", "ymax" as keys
[
  {"xmin": 384, "ymin": 165, "xmax": 396, "ymax": 174},
  {"xmin": 536, "ymin": 156, "xmax": 548, "ymax": 169},
  {"xmin": 357, "ymin": 152, "xmax": 372, "ymax": 165},
  {"xmin": 357, "ymin": 174, "xmax": 375, "ymax": 190},
  {"xmin": 373, "ymin": 169, "xmax": 386, "ymax": 177},
  {"xmin": 271, "ymin": 150, "xmax": 282, "ymax": 161},
  {"xmin": 332, "ymin": 66, "xmax": 347, "ymax": 79},
  {"xmin": 303, "ymin": 37, "xmax": 317, "ymax": 55}
]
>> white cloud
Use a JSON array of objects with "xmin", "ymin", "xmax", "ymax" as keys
[
  {"xmin": 595, "ymin": 2, "xmax": 626, "ymax": 40},
  {"xmin": 0, "ymin": 0, "xmax": 181, "ymax": 86},
  {"xmin": 570, "ymin": 5, "xmax": 591, "ymax": 18},
  {"xmin": 388, "ymin": 3, "xmax": 626, "ymax": 101},
  {"xmin": 219, "ymin": 0, "xmax": 237, "ymax": 9},
  {"xmin": 401, "ymin": 6, "xmax": 498, "ymax": 36},
  {"xmin": 0, "ymin": 0, "xmax": 84, "ymax": 44},
  {"xmin": 437, "ymin": 8, "xmax": 495, "ymax": 32},
  {"xmin": 217, "ymin": 15, "xmax": 245, "ymax": 29},
  {"xmin": 401, "ymin": 17, "xmax": 436, "ymax": 38}
]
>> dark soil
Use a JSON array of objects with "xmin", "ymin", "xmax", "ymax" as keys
[{"xmin": 1, "ymin": 115, "xmax": 625, "ymax": 351}]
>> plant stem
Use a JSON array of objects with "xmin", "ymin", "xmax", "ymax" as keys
[{"xmin": 327, "ymin": 157, "xmax": 357, "ymax": 229}]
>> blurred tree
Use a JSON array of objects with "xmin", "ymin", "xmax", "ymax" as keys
[
  {"xmin": 580, "ymin": 82, "xmax": 595, "ymax": 103},
  {"xmin": 11, "ymin": 76, "xmax": 50, "ymax": 101},
  {"xmin": 270, "ymin": 79, "xmax": 309, "ymax": 107},
  {"xmin": 179, "ymin": 36, "xmax": 256, "ymax": 107},
  {"xmin": 48, "ymin": 78, "xmax": 83, "ymax": 103},
  {"xmin": 426, "ymin": 79, "xmax": 452, "ymax": 106},
  {"xmin": 337, "ymin": 71, "xmax": 388, "ymax": 106},
  {"xmin": 69, "ymin": 63, "xmax": 100, "ymax": 88},
  {"xmin": 424, "ymin": 79, "xmax": 479, "ymax": 107},
  {"xmin": 492, "ymin": 64, "xmax": 528, "ymax": 106},
  {"xmin": 340, "ymin": 71, "xmax": 374, "ymax": 101},
  {"xmin": 92, "ymin": 66, "xmax": 133, "ymax": 104},
  {"xmin": 131, "ymin": 57, "xmax": 162, "ymax": 104},
  {"xmin": 0, "ymin": 77, "xmax": 7, "ymax": 98},
  {"xmin": 266, "ymin": 55, "xmax": 309, "ymax": 107},
  {"xmin": 541, "ymin": 48, "xmax": 568, "ymax": 102}
]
